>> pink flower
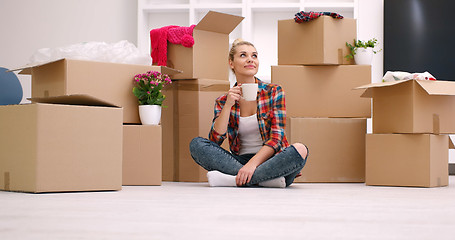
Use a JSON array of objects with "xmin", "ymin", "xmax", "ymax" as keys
[{"xmin": 147, "ymin": 91, "xmax": 151, "ymax": 94}]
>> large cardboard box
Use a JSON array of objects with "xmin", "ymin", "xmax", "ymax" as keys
[
  {"xmin": 123, "ymin": 125, "xmax": 162, "ymax": 186},
  {"xmin": 366, "ymin": 134, "xmax": 450, "ymax": 187},
  {"xmin": 176, "ymin": 79, "xmax": 230, "ymax": 182},
  {"xmin": 278, "ymin": 16, "xmax": 356, "ymax": 65},
  {"xmin": 271, "ymin": 65, "xmax": 371, "ymax": 118},
  {"xmin": 161, "ymin": 84, "xmax": 179, "ymax": 181},
  {"xmin": 287, "ymin": 118, "xmax": 367, "ymax": 183},
  {"xmin": 356, "ymin": 79, "xmax": 455, "ymax": 134},
  {"xmin": 167, "ymin": 11, "xmax": 243, "ymax": 80},
  {"xmin": 0, "ymin": 95, "xmax": 123, "ymax": 193},
  {"xmin": 12, "ymin": 58, "xmax": 179, "ymax": 124}
]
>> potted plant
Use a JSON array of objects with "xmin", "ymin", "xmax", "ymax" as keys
[
  {"xmin": 345, "ymin": 38, "xmax": 381, "ymax": 65},
  {"xmin": 133, "ymin": 70, "xmax": 172, "ymax": 125}
]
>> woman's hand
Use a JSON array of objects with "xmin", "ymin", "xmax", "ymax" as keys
[
  {"xmin": 225, "ymin": 85, "xmax": 242, "ymax": 108},
  {"xmin": 236, "ymin": 162, "xmax": 257, "ymax": 186}
]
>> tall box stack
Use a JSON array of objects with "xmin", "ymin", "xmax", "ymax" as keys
[
  {"xmin": 356, "ymin": 79, "xmax": 455, "ymax": 187},
  {"xmin": 272, "ymin": 16, "xmax": 371, "ymax": 183},
  {"xmin": 158, "ymin": 11, "xmax": 242, "ymax": 182}
]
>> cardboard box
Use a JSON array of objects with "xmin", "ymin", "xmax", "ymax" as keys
[
  {"xmin": 278, "ymin": 16, "xmax": 356, "ymax": 65},
  {"xmin": 287, "ymin": 118, "xmax": 367, "ymax": 183},
  {"xmin": 12, "ymin": 58, "xmax": 180, "ymax": 124},
  {"xmin": 161, "ymin": 84, "xmax": 179, "ymax": 181},
  {"xmin": 0, "ymin": 95, "xmax": 123, "ymax": 193},
  {"xmin": 366, "ymin": 134, "xmax": 451, "ymax": 187},
  {"xmin": 176, "ymin": 79, "xmax": 230, "ymax": 182},
  {"xmin": 356, "ymin": 79, "xmax": 455, "ymax": 134},
  {"xmin": 166, "ymin": 11, "xmax": 244, "ymax": 80},
  {"xmin": 271, "ymin": 65, "xmax": 371, "ymax": 118},
  {"xmin": 123, "ymin": 125, "xmax": 162, "ymax": 186}
]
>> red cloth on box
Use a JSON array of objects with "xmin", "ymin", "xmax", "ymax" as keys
[{"xmin": 150, "ymin": 25, "xmax": 196, "ymax": 66}]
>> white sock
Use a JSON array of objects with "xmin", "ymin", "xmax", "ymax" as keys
[
  {"xmin": 258, "ymin": 177, "xmax": 286, "ymax": 188},
  {"xmin": 207, "ymin": 171, "xmax": 237, "ymax": 187}
]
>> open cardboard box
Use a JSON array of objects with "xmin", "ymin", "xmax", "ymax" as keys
[
  {"xmin": 11, "ymin": 58, "xmax": 181, "ymax": 124},
  {"xmin": 287, "ymin": 117, "xmax": 367, "ymax": 183},
  {"xmin": 278, "ymin": 16, "xmax": 356, "ymax": 65},
  {"xmin": 356, "ymin": 79, "xmax": 455, "ymax": 134},
  {"xmin": 123, "ymin": 125, "xmax": 162, "ymax": 186},
  {"xmin": 366, "ymin": 133, "xmax": 453, "ymax": 187},
  {"xmin": 272, "ymin": 65, "xmax": 371, "ymax": 118},
  {"xmin": 166, "ymin": 11, "xmax": 244, "ymax": 80},
  {"xmin": 0, "ymin": 95, "xmax": 123, "ymax": 193}
]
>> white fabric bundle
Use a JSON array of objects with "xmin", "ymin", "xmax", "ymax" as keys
[
  {"xmin": 382, "ymin": 71, "xmax": 436, "ymax": 82},
  {"xmin": 29, "ymin": 40, "xmax": 151, "ymax": 65}
]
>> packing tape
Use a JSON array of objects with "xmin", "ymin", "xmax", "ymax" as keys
[
  {"xmin": 338, "ymin": 48, "xmax": 343, "ymax": 64},
  {"xmin": 4, "ymin": 172, "xmax": 10, "ymax": 191},
  {"xmin": 433, "ymin": 114, "xmax": 440, "ymax": 135}
]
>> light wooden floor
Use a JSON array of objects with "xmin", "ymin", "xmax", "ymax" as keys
[{"xmin": 1, "ymin": 177, "xmax": 455, "ymax": 240}]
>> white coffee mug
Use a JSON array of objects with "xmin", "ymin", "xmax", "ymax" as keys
[{"xmin": 241, "ymin": 83, "xmax": 258, "ymax": 101}]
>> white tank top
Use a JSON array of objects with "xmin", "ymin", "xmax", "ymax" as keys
[{"xmin": 238, "ymin": 113, "xmax": 263, "ymax": 155}]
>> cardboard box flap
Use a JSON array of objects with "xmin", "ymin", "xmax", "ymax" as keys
[
  {"xmin": 28, "ymin": 94, "xmax": 121, "ymax": 108},
  {"xmin": 12, "ymin": 59, "xmax": 181, "ymax": 76},
  {"xmin": 176, "ymin": 78, "xmax": 230, "ymax": 92},
  {"xmin": 160, "ymin": 66, "xmax": 182, "ymax": 76},
  {"xmin": 9, "ymin": 59, "xmax": 66, "ymax": 75},
  {"xmin": 415, "ymin": 80, "xmax": 455, "ymax": 96},
  {"xmin": 195, "ymin": 11, "xmax": 244, "ymax": 34},
  {"xmin": 449, "ymin": 136, "xmax": 455, "ymax": 149},
  {"xmin": 355, "ymin": 79, "xmax": 455, "ymax": 98}
]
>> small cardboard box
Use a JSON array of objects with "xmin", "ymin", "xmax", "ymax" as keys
[
  {"xmin": 356, "ymin": 79, "xmax": 455, "ymax": 134},
  {"xmin": 166, "ymin": 11, "xmax": 244, "ymax": 80},
  {"xmin": 176, "ymin": 79, "xmax": 230, "ymax": 182},
  {"xmin": 12, "ymin": 58, "xmax": 180, "ymax": 124},
  {"xmin": 123, "ymin": 125, "xmax": 162, "ymax": 186},
  {"xmin": 278, "ymin": 16, "xmax": 356, "ymax": 65},
  {"xmin": 271, "ymin": 65, "xmax": 371, "ymax": 118},
  {"xmin": 287, "ymin": 117, "xmax": 367, "ymax": 183},
  {"xmin": 366, "ymin": 134, "xmax": 451, "ymax": 187},
  {"xmin": 0, "ymin": 95, "xmax": 123, "ymax": 193},
  {"xmin": 161, "ymin": 84, "xmax": 179, "ymax": 181}
]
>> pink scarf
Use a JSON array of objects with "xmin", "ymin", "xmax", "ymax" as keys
[{"xmin": 150, "ymin": 25, "xmax": 196, "ymax": 66}]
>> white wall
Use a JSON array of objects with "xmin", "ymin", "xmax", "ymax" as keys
[{"xmin": 0, "ymin": 0, "xmax": 138, "ymax": 103}]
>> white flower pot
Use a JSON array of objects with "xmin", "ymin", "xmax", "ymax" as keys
[
  {"xmin": 139, "ymin": 105, "xmax": 161, "ymax": 125},
  {"xmin": 354, "ymin": 47, "xmax": 374, "ymax": 65}
]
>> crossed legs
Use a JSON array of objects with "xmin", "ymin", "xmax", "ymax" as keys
[{"xmin": 189, "ymin": 137, "xmax": 308, "ymax": 187}]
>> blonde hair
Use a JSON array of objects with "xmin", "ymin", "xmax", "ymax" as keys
[{"xmin": 228, "ymin": 38, "xmax": 256, "ymax": 62}]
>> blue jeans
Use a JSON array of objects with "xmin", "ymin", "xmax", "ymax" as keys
[{"xmin": 189, "ymin": 137, "xmax": 308, "ymax": 187}]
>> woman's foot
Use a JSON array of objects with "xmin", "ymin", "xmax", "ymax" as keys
[
  {"xmin": 207, "ymin": 171, "xmax": 236, "ymax": 187},
  {"xmin": 258, "ymin": 177, "xmax": 286, "ymax": 188}
]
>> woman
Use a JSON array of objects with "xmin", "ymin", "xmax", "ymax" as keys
[{"xmin": 189, "ymin": 39, "xmax": 308, "ymax": 188}]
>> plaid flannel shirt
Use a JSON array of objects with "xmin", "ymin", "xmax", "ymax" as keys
[{"xmin": 209, "ymin": 78, "xmax": 290, "ymax": 155}]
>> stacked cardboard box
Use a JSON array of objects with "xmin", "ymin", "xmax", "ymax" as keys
[
  {"xmin": 272, "ymin": 16, "xmax": 371, "ymax": 183},
  {"xmin": 160, "ymin": 11, "xmax": 243, "ymax": 182},
  {"xmin": 0, "ymin": 60, "xmax": 176, "ymax": 192},
  {"xmin": 356, "ymin": 79, "xmax": 455, "ymax": 187},
  {"xmin": 0, "ymin": 95, "xmax": 123, "ymax": 193}
]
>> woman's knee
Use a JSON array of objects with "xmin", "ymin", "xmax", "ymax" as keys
[
  {"xmin": 292, "ymin": 143, "xmax": 308, "ymax": 160},
  {"xmin": 189, "ymin": 137, "xmax": 206, "ymax": 154}
]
